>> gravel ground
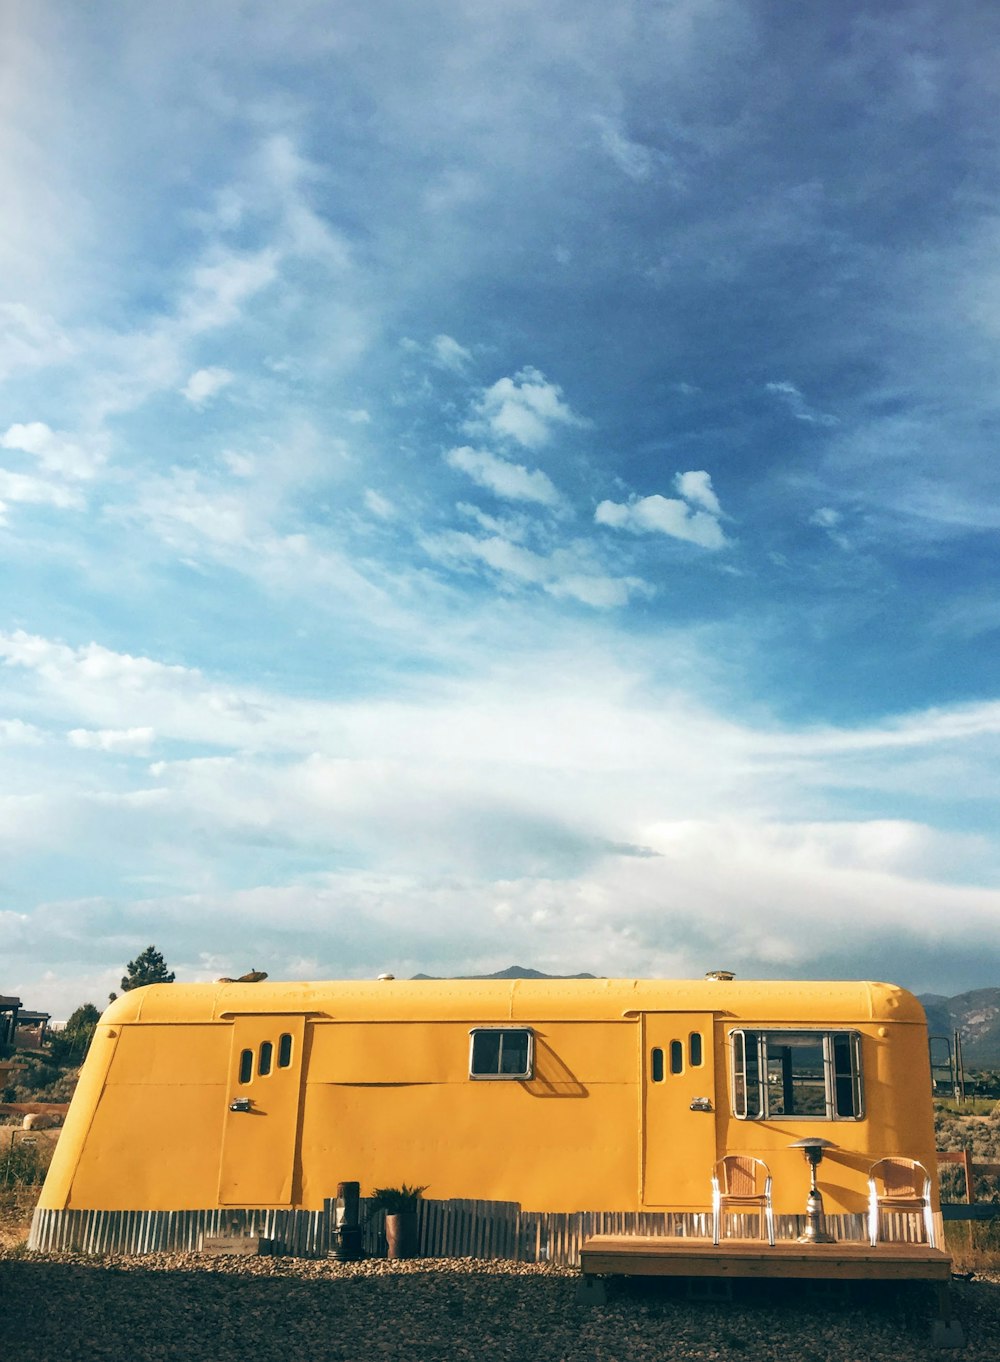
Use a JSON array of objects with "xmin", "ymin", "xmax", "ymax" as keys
[{"xmin": 1, "ymin": 1251, "xmax": 998, "ymax": 1362}]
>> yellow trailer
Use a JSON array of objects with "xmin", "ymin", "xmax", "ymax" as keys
[{"xmin": 32, "ymin": 976, "xmax": 939, "ymax": 1250}]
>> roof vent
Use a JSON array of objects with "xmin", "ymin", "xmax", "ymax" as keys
[
  {"xmin": 377, "ymin": 972, "xmax": 395, "ymax": 982},
  {"xmin": 704, "ymin": 969, "xmax": 735, "ymax": 982}
]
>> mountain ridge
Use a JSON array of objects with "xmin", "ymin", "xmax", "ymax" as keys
[
  {"xmin": 918, "ymin": 987, "xmax": 1000, "ymax": 1066},
  {"xmin": 410, "ymin": 965, "xmax": 597, "ymax": 981}
]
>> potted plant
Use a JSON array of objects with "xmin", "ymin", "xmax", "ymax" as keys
[{"xmin": 368, "ymin": 1183, "xmax": 427, "ymax": 1259}]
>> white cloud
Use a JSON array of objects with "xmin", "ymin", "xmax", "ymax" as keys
[
  {"xmin": 1, "ymin": 422, "xmax": 105, "ymax": 480},
  {"xmin": 546, "ymin": 573, "xmax": 635, "ymax": 609},
  {"xmin": 811, "ymin": 507, "xmax": 842, "ymax": 529},
  {"xmin": 431, "ymin": 334, "xmax": 472, "ymax": 372},
  {"xmin": 445, "ymin": 445, "xmax": 561, "ymax": 506},
  {"xmin": 0, "ymin": 468, "xmax": 83, "ymax": 510},
  {"xmin": 469, "ymin": 367, "xmax": 584, "ymax": 449},
  {"xmin": 67, "ymin": 727, "xmax": 156, "ymax": 755},
  {"xmin": 0, "ymin": 719, "xmax": 43, "ymax": 745},
  {"xmin": 595, "ymin": 475, "xmax": 729, "ymax": 549},
  {"xmin": 181, "ymin": 367, "xmax": 234, "ymax": 406},
  {"xmin": 674, "ymin": 470, "xmax": 721, "ymax": 515}
]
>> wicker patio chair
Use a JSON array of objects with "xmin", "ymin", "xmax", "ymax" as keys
[
  {"xmin": 867, "ymin": 1157, "xmax": 936, "ymax": 1248},
  {"xmin": 712, "ymin": 1155, "xmax": 775, "ymax": 1246}
]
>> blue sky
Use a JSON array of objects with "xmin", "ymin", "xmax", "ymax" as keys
[{"xmin": 2, "ymin": 1, "xmax": 999, "ymax": 1017}]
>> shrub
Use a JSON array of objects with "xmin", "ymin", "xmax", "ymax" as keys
[{"xmin": 368, "ymin": 1184, "xmax": 428, "ymax": 1215}]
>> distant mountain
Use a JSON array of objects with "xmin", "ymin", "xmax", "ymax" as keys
[
  {"xmin": 410, "ymin": 965, "xmax": 598, "ymax": 981},
  {"xmin": 919, "ymin": 988, "xmax": 1000, "ymax": 1067}
]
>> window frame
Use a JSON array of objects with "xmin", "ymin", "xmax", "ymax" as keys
[
  {"xmin": 468, "ymin": 1026, "xmax": 535, "ymax": 1081},
  {"xmin": 729, "ymin": 1028, "xmax": 864, "ymax": 1122}
]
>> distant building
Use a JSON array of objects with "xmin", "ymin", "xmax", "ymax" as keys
[
  {"xmin": 0, "ymin": 995, "xmax": 20, "ymax": 1048},
  {"xmin": 15, "ymin": 1010, "xmax": 51, "ymax": 1050}
]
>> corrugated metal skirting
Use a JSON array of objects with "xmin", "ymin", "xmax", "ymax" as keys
[
  {"xmin": 29, "ymin": 1202, "xmax": 926, "ymax": 1265},
  {"xmin": 28, "ymin": 1206, "xmax": 328, "ymax": 1257}
]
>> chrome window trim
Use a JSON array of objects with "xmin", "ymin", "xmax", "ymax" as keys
[
  {"xmin": 729, "ymin": 1028, "xmax": 864, "ymax": 1121},
  {"xmin": 468, "ymin": 1025, "xmax": 534, "ymax": 1081}
]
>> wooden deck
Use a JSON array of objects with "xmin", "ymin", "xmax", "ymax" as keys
[{"xmin": 580, "ymin": 1236, "xmax": 952, "ymax": 1282}]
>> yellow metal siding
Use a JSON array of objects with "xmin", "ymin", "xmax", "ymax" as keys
[
  {"xmin": 106, "ymin": 1023, "xmax": 229, "ymax": 1085},
  {"xmin": 67, "ymin": 1084, "xmax": 226, "ymax": 1210},
  {"xmin": 298, "ymin": 1078, "xmax": 638, "ymax": 1212}
]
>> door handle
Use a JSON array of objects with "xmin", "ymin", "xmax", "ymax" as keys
[{"xmin": 689, "ymin": 1097, "xmax": 713, "ymax": 1112}]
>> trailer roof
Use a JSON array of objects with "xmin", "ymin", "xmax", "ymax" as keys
[{"xmin": 101, "ymin": 978, "xmax": 925, "ymax": 1026}]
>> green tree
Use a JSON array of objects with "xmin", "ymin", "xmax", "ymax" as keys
[
  {"xmin": 120, "ymin": 945, "xmax": 176, "ymax": 992},
  {"xmin": 65, "ymin": 1002, "xmax": 100, "ymax": 1033},
  {"xmin": 48, "ymin": 1002, "xmax": 100, "ymax": 1063}
]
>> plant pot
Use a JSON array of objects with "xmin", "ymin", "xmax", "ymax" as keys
[{"xmin": 385, "ymin": 1210, "xmax": 419, "ymax": 1259}]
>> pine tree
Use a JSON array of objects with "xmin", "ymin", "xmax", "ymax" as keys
[{"xmin": 120, "ymin": 945, "xmax": 176, "ymax": 992}]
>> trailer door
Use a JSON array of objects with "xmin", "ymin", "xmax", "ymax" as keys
[
  {"xmin": 219, "ymin": 1015, "xmax": 305, "ymax": 1206},
  {"xmin": 642, "ymin": 1013, "xmax": 717, "ymax": 1207}
]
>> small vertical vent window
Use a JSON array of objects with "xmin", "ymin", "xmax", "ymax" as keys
[
  {"xmin": 670, "ymin": 1040, "xmax": 684, "ymax": 1074},
  {"xmin": 258, "ymin": 1041, "xmax": 273, "ymax": 1076},
  {"xmin": 469, "ymin": 1028, "xmax": 533, "ymax": 1079},
  {"xmin": 238, "ymin": 1049, "xmax": 253, "ymax": 1084},
  {"xmin": 689, "ymin": 1032, "xmax": 703, "ymax": 1067},
  {"xmin": 651, "ymin": 1047, "xmax": 665, "ymax": 1083},
  {"xmin": 277, "ymin": 1033, "xmax": 293, "ymax": 1068}
]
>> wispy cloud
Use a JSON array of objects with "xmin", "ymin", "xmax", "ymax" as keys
[
  {"xmin": 420, "ymin": 530, "xmax": 645, "ymax": 608},
  {"xmin": 5, "ymin": 619, "xmax": 1000, "ymax": 1013},
  {"xmin": 445, "ymin": 445, "xmax": 562, "ymax": 507},
  {"xmin": 0, "ymin": 468, "xmax": 83, "ymax": 511},
  {"xmin": 68, "ymin": 727, "xmax": 156, "ymax": 756},
  {"xmin": 594, "ymin": 115, "xmax": 658, "ymax": 182},
  {"xmin": 765, "ymin": 380, "xmax": 838, "ymax": 427},
  {"xmin": 1, "ymin": 422, "xmax": 105, "ymax": 480},
  {"xmin": 180, "ymin": 367, "xmax": 234, "ymax": 407},
  {"xmin": 431, "ymin": 334, "xmax": 472, "ymax": 372}
]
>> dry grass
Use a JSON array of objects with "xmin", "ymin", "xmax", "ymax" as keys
[
  {"xmin": 945, "ymin": 1220, "xmax": 1000, "ymax": 1276},
  {"xmin": 0, "ymin": 1124, "xmax": 57, "ymax": 1251}
]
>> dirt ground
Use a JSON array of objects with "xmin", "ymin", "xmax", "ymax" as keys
[
  {"xmin": 0, "ymin": 1183, "xmax": 38, "ymax": 1249},
  {"xmin": 5, "ymin": 1166, "xmax": 1000, "ymax": 1361}
]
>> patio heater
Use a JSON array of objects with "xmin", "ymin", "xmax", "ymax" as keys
[{"xmin": 788, "ymin": 1137, "xmax": 837, "ymax": 1244}]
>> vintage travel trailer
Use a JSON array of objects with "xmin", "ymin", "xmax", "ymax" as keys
[{"xmin": 31, "ymin": 976, "xmax": 939, "ymax": 1254}]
